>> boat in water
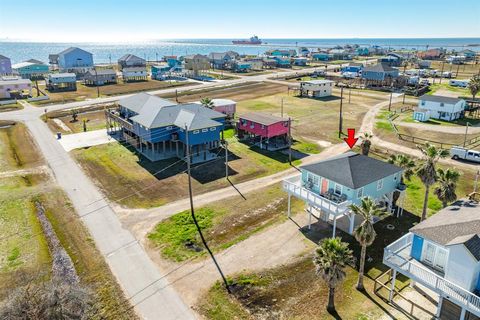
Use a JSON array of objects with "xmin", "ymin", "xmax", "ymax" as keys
[{"xmin": 232, "ymin": 35, "xmax": 262, "ymax": 45}]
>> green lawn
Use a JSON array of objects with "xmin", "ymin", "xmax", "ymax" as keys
[
  {"xmin": 427, "ymin": 83, "xmax": 470, "ymax": 97},
  {"xmin": 148, "ymin": 184, "xmax": 304, "ymax": 262}
]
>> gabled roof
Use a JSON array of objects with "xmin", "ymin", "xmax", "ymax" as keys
[
  {"xmin": 300, "ymin": 152, "xmax": 403, "ymax": 189},
  {"xmin": 58, "ymin": 47, "xmax": 92, "ymax": 57},
  {"xmin": 302, "ymin": 79, "xmax": 334, "ymax": 85},
  {"xmin": 12, "ymin": 60, "xmax": 47, "ymax": 68},
  {"xmin": 118, "ymin": 54, "xmax": 145, "ymax": 62},
  {"xmin": 85, "ymin": 69, "xmax": 116, "ymax": 76},
  {"xmin": 410, "ymin": 199, "xmax": 480, "ymax": 253},
  {"xmin": 122, "ymin": 66, "xmax": 147, "ymax": 72},
  {"xmin": 0, "ymin": 54, "xmax": 9, "ymax": 60},
  {"xmin": 363, "ymin": 63, "xmax": 398, "ymax": 73},
  {"xmin": 121, "ymin": 93, "xmax": 225, "ymax": 130},
  {"xmin": 119, "ymin": 92, "xmax": 176, "ymax": 114},
  {"xmin": 208, "ymin": 52, "xmax": 230, "ymax": 60},
  {"xmin": 419, "ymin": 94, "xmax": 464, "ymax": 105},
  {"xmin": 26, "ymin": 59, "xmax": 45, "ymax": 64},
  {"xmin": 239, "ymin": 112, "xmax": 288, "ymax": 126}
]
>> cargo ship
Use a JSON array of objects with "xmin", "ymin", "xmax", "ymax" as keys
[{"xmin": 232, "ymin": 35, "xmax": 262, "ymax": 45}]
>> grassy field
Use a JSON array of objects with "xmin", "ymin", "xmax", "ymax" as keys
[
  {"xmin": 430, "ymin": 61, "xmax": 480, "ymax": 80},
  {"xmin": 32, "ymin": 80, "xmax": 193, "ymax": 106},
  {"xmin": 147, "ymin": 184, "xmax": 304, "ymax": 262},
  {"xmin": 0, "ymin": 122, "xmax": 137, "ymax": 319},
  {"xmin": 427, "ymin": 82, "xmax": 471, "ymax": 97},
  {"xmin": 198, "ymin": 212, "xmax": 418, "ymax": 320},
  {"xmin": 47, "ymin": 110, "xmax": 107, "ymax": 134},
  {"xmin": 0, "ymin": 102, "xmax": 22, "ymax": 112},
  {"xmin": 236, "ymin": 90, "xmax": 385, "ymax": 145}
]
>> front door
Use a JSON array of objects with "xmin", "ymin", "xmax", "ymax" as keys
[{"xmin": 321, "ymin": 178, "xmax": 329, "ymax": 194}]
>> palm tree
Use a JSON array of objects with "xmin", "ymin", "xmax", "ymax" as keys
[
  {"xmin": 388, "ymin": 154, "xmax": 416, "ymax": 183},
  {"xmin": 416, "ymin": 143, "xmax": 449, "ymax": 220},
  {"xmin": 434, "ymin": 168, "xmax": 461, "ymax": 208},
  {"xmin": 360, "ymin": 133, "xmax": 373, "ymax": 156},
  {"xmin": 200, "ymin": 97, "xmax": 214, "ymax": 109},
  {"xmin": 313, "ymin": 237, "xmax": 354, "ymax": 312},
  {"xmin": 468, "ymin": 74, "xmax": 480, "ymax": 100},
  {"xmin": 349, "ymin": 197, "xmax": 381, "ymax": 290}
]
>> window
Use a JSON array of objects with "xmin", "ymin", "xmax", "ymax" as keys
[
  {"xmin": 261, "ymin": 124, "xmax": 265, "ymax": 129},
  {"xmin": 334, "ymin": 183, "xmax": 342, "ymax": 195},
  {"xmin": 250, "ymin": 123, "xmax": 255, "ymax": 129},
  {"xmin": 193, "ymin": 130, "xmax": 200, "ymax": 134},
  {"xmin": 440, "ymin": 103, "xmax": 444, "ymax": 107},
  {"xmin": 357, "ymin": 188, "xmax": 364, "ymax": 199},
  {"xmin": 421, "ymin": 101, "xmax": 426, "ymax": 106},
  {"xmin": 283, "ymin": 121, "xmax": 289, "ymax": 127},
  {"xmin": 377, "ymin": 179, "xmax": 383, "ymax": 191},
  {"xmin": 202, "ymin": 128, "xmax": 208, "ymax": 133},
  {"xmin": 307, "ymin": 173, "xmax": 319, "ymax": 188},
  {"xmin": 166, "ymin": 126, "xmax": 173, "ymax": 130},
  {"xmin": 210, "ymin": 127, "xmax": 216, "ymax": 131},
  {"xmin": 241, "ymin": 119, "xmax": 247, "ymax": 126}
]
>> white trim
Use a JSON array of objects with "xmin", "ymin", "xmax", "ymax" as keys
[
  {"xmin": 421, "ymin": 239, "xmax": 449, "ymax": 273},
  {"xmin": 377, "ymin": 179, "xmax": 384, "ymax": 191},
  {"xmin": 334, "ymin": 183, "xmax": 342, "ymax": 195},
  {"xmin": 357, "ymin": 187, "xmax": 364, "ymax": 199}
]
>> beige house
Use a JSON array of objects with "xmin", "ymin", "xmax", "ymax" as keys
[{"xmin": 184, "ymin": 54, "xmax": 210, "ymax": 76}]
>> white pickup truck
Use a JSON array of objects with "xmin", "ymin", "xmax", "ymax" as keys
[{"xmin": 451, "ymin": 146, "xmax": 480, "ymax": 163}]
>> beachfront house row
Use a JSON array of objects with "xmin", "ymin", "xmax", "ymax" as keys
[
  {"xmin": 84, "ymin": 69, "xmax": 117, "ymax": 85},
  {"xmin": 293, "ymin": 57, "xmax": 308, "ymax": 66},
  {"xmin": 378, "ymin": 53, "xmax": 405, "ymax": 67},
  {"xmin": 232, "ymin": 61, "xmax": 251, "ymax": 72},
  {"xmin": 105, "ymin": 93, "xmax": 226, "ymax": 163},
  {"xmin": 460, "ymin": 49, "xmax": 476, "ymax": 61},
  {"xmin": 283, "ymin": 152, "xmax": 405, "ymax": 236},
  {"xmin": 236, "ymin": 112, "xmax": 290, "ymax": 151},
  {"xmin": 312, "ymin": 52, "xmax": 331, "ymax": 61},
  {"xmin": 266, "ymin": 49, "xmax": 296, "ymax": 57},
  {"xmin": 417, "ymin": 48, "xmax": 444, "ymax": 60},
  {"xmin": 12, "ymin": 59, "xmax": 49, "ymax": 79},
  {"xmin": 122, "ymin": 67, "xmax": 148, "ymax": 82},
  {"xmin": 0, "ymin": 76, "xmax": 32, "ymax": 98},
  {"xmin": 413, "ymin": 95, "xmax": 466, "ymax": 122},
  {"xmin": 273, "ymin": 56, "xmax": 291, "ymax": 67},
  {"xmin": 151, "ymin": 64, "xmax": 171, "ymax": 80},
  {"xmin": 300, "ymin": 79, "xmax": 334, "ymax": 98},
  {"xmin": 57, "ymin": 47, "xmax": 94, "ymax": 72},
  {"xmin": 244, "ymin": 58, "xmax": 264, "ymax": 71},
  {"xmin": 0, "ymin": 55, "xmax": 12, "ymax": 75},
  {"xmin": 383, "ymin": 199, "xmax": 480, "ymax": 320},
  {"xmin": 46, "ymin": 73, "xmax": 77, "ymax": 91},
  {"xmin": 118, "ymin": 54, "xmax": 146, "ymax": 70}
]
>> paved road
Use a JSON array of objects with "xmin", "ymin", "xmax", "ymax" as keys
[{"xmin": 1, "ymin": 103, "xmax": 196, "ymax": 320}]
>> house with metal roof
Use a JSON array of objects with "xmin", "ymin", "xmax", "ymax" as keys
[
  {"xmin": 194, "ymin": 98, "xmax": 236, "ymax": 119},
  {"xmin": 105, "ymin": 93, "xmax": 226, "ymax": 163},
  {"xmin": 118, "ymin": 54, "xmax": 146, "ymax": 70},
  {"xmin": 0, "ymin": 55, "xmax": 12, "ymax": 75},
  {"xmin": 84, "ymin": 69, "xmax": 117, "ymax": 85},
  {"xmin": 122, "ymin": 67, "xmax": 148, "ymax": 82},
  {"xmin": 283, "ymin": 152, "xmax": 405, "ymax": 236},
  {"xmin": 12, "ymin": 59, "xmax": 49, "ymax": 79},
  {"xmin": 0, "ymin": 77, "xmax": 32, "ymax": 98},
  {"xmin": 300, "ymin": 79, "xmax": 334, "ymax": 98},
  {"xmin": 208, "ymin": 52, "xmax": 233, "ymax": 70},
  {"xmin": 57, "ymin": 47, "xmax": 93, "ymax": 72},
  {"xmin": 46, "ymin": 73, "xmax": 77, "ymax": 91},
  {"xmin": 383, "ymin": 199, "xmax": 480, "ymax": 320},
  {"xmin": 413, "ymin": 95, "xmax": 466, "ymax": 122},
  {"xmin": 236, "ymin": 112, "xmax": 290, "ymax": 151},
  {"xmin": 361, "ymin": 63, "xmax": 399, "ymax": 82}
]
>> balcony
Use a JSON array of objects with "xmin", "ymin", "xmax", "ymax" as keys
[
  {"xmin": 383, "ymin": 233, "xmax": 480, "ymax": 316},
  {"xmin": 282, "ymin": 175, "xmax": 351, "ymax": 215},
  {"xmin": 105, "ymin": 109, "xmax": 134, "ymax": 132}
]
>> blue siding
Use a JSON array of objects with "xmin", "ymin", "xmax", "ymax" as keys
[
  {"xmin": 411, "ymin": 235, "xmax": 424, "ymax": 261},
  {"xmin": 476, "ymin": 272, "xmax": 480, "ymax": 291},
  {"xmin": 59, "ymin": 48, "xmax": 94, "ymax": 69}
]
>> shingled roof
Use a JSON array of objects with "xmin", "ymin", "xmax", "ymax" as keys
[
  {"xmin": 410, "ymin": 199, "xmax": 480, "ymax": 261},
  {"xmin": 300, "ymin": 152, "xmax": 403, "ymax": 189},
  {"xmin": 419, "ymin": 94, "xmax": 464, "ymax": 105}
]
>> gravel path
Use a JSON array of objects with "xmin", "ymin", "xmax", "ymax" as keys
[{"xmin": 396, "ymin": 121, "xmax": 480, "ymax": 134}]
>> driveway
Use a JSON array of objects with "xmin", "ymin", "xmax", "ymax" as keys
[{"xmin": 58, "ymin": 129, "xmax": 116, "ymax": 151}]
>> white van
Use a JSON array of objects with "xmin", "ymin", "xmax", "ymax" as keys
[{"xmin": 451, "ymin": 146, "xmax": 480, "ymax": 163}]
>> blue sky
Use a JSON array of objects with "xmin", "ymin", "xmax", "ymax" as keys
[{"xmin": 1, "ymin": 0, "xmax": 479, "ymax": 41}]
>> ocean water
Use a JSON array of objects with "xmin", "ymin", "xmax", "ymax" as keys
[{"xmin": 1, "ymin": 38, "xmax": 479, "ymax": 64}]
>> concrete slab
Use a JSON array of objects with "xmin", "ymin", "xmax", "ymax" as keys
[{"xmin": 58, "ymin": 129, "xmax": 116, "ymax": 151}]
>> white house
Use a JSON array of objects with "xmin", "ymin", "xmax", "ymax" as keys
[
  {"xmin": 122, "ymin": 67, "xmax": 148, "ymax": 82},
  {"xmin": 0, "ymin": 76, "xmax": 32, "ymax": 98},
  {"xmin": 413, "ymin": 95, "xmax": 466, "ymax": 122},
  {"xmin": 383, "ymin": 199, "xmax": 480, "ymax": 319},
  {"xmin": 300, "ymin": 79, "xmax": 334, "ymax": 98}
]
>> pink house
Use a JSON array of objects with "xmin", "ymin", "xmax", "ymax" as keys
[
  {"xmin": 237, "ymin": 112, "xmax": 290, "ymax": 150},
  {"xmin": 195, "ymin": 98, "xmax": 236, "ymax": 118}
]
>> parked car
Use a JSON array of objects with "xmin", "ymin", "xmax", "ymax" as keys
[
  {"xmin": 420, "ymin": 79, "xmax": 430, "ymax": 85},
  {"xmin": 449, "ymin": 79, "xmax": 469, "ymax": 87},
  {"xmin": 442, "ymin": 71, "xmax": 452, "ymax": 78},
  {"xmin": 450, "ymin": 146, "xmax": 480, "ymax": 163},
  {"xmin": 312, "ymin": 70, "xmax": 326, "ymax": 77}
]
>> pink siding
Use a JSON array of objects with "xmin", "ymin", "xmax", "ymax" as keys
[
  {"xmin": 237, "ymin": 118, "xmax": 289, "ymax": 138},
  {"xmin": 214, "ymin": 104, "xmax": 236, "ymax": 117}
]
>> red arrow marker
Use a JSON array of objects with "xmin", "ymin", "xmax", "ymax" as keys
[{"xmin": 343, "ymin": 128, "xmax": 358, "ymax": 149}]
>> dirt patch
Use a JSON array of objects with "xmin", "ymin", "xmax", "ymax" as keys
[{"xmin": 0, "ymin": 122, "xmax": 43, "ymax": 171}]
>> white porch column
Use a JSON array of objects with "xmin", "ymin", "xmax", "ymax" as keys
[
  {"xmin": 348, "ymin": 211, "xmax": 355, "ymax": 234},
  {"xmin": 332, "ymin": 217, "xmax": 337, "ymax": 238},
  {"xmin": 459, "ymin": 308, "xmax": 466, "ymax": 320},
  {"xmin": 308, "ymin": 205, "xmax": 312, "ymax": 230},
  {"xmin": 389, "ymin": 269, "xmax": 397, "ymax": 302},
  {"xmin": 287, "ymin": 193, "xmax": 291, "ymax": 218},
  {"xmin": 436, "ymin": 296, "xmax": 443, "ymax": 319},
  {"xmin": 387, "ymin": 192, "xmax": 393, "ymax": 214}
]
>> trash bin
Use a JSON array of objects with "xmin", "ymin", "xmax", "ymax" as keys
[{"xmin": 57, "ymin": 132, "xmax": 62, "ymax": 139}]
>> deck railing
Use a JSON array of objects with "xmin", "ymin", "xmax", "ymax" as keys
[
  {"xmin": 282, "ymin": 175, "xmax": 350, "ymax": 214},
  {"xmin": 383, "ymin": 233, "xmax": 480, "ymax": 316}
]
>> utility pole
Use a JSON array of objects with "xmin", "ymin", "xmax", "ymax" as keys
[
  {"xmin": 175, "ymin": 89, "xmax": 178, "ymax": 103},
  {"xmin": 463, "ymin": 122, "xmax": 471, "ymax": 147},
  {"xmin": 474, "ymin": 170, "xmax": 479, "ymax": 193},
  {"xmin": 338, "ymin": 86, "xmax": 344, "ymax": 138},
  {"xmin": 456, "ymin": 63, "xmax": 461, "ymax": 78},
  {"xmin": 94, "ymin": 67, "xmax": 100, "ymax": 98},
  {"xmin": 402, "ymin": 92, "xmax": 406, "ymax": 105},
  {"xmin": 348, "ymin": 87, "xmax": 351, "ymax": 104},
  {"xmin": 439, "ymin": 60, "xmax": 445, "ymax": 84},
  {"xmin": 281, "ymin": 98, "xmax": 284, "ymax": 117},
  {"xmin": 224, "ymin": 140, "xmax": 229, "ymax": 179},
  {"xmin": 388, "ymin": 90, "xmax": 393, "ymax": 112},
  {"xmin": 185, "ymin": 126, "xmax": 231, "ymax": 293},
  {"xmin": 288, "ymin": 117, "xmax": 292, "ymax": 165}
]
